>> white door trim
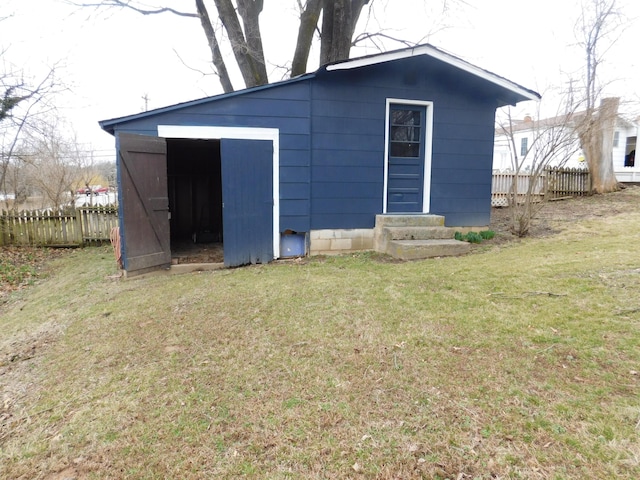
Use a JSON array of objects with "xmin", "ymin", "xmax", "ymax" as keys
[
  {"xmin": 157, "ymin": 124, "xmax": 280, "ymax": 258},
  {"xmin": 383, "ymin": 99, "xmax": 434, "ymax": 214}
]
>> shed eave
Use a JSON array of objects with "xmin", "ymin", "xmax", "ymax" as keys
[
  {"xmin": 325, "ymin": 44, "xmax": 540, "ymax": 103},
  {"xmin": 98, "ymin": 73, "xmax": 315, "ymax": 135}
]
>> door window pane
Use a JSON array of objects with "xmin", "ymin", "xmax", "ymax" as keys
[
  {"xmin": 391, "ymin": 125, "xmax": 421, "ymax": 142},
  {"xmin": 392, "ymin": 109, "xmax": 421, "ymax": 126},
  {"xmin": 390, "ymin": 109, "xmax": 422, "ymax": 158}
]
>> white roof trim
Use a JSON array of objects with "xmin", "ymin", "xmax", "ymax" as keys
[{"xmin": 326, "ymin": 44, "xmax": 540, "ymax": 102}]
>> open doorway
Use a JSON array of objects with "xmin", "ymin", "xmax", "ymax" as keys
[
  {"xmin": 167, "ymin": 138, "xmax": 224, "ymax": 264},
  {"xmin": 117, "ymin": 131, "xmax": 277, "ymax": 274}
]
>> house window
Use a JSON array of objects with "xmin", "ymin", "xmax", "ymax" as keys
[
  {"xmin": 625, "ymin": 136, "xmax": 637, "ymax": 167},
  {"xmin": 390, "ymin": 109, "xmax": 422, "ymax": 157},
  {"xmin": 613, "ymin": 131, "xmax": 620, "ymax": 148},
  {"xmin": 520, "ymin": 137, "xmax": 528, "ymax": 157}
]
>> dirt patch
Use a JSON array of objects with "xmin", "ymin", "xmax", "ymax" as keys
[
  {"xmin": 170, "ymin": 241, "xmax": 224, "ymax": 264},
  {"xmin": 488, "ymin": 185, "xmax": 640, "ymax": 241},
  {"xmin": 44, "ymin": 466, "xmax": 80, "ymax": 480}
]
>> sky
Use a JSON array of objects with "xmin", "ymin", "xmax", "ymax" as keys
[{"xmin": 2, "ymin": 0, "xmax": 639, "ymax": 161}]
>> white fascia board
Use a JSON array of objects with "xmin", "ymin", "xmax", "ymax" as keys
[
  {"xmin": 158, "ymin": 125, "xmax": 278, "ymax": 141},
  {"xmin": 326, "ymin": 45, "xmax": 540, "ymax": 103}
]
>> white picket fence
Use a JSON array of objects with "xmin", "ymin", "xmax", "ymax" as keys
[{"xmin": 492, "ymin": 167, "xmax": 591, "ymax": 206}]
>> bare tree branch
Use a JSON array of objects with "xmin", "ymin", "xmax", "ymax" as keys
[
  {"xmin": 71, "ymin": 0, "xmax": 471, "ymax": 93},
  {"xmin": 1, "ymin": 66, "xmax": 63, "ymax": 195},
  {"xmin": 66, "ymin": 0, "xmax": 197, "ymax": 17},
  {"xmin": 352, "ymin": 32, "xmax": 418, "ymax": 49}
]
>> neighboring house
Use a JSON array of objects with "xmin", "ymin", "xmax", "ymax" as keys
[
  {"xmin": 493, "ymin": 112, "xmax": 639, "ymax": 182},
  {"xmin": 74, "ymin": 187, "xmax": 118, "ymax": 208},
  {"xmin": 99, "ymin": 43, "xmax": 538, "ymax": 275}
]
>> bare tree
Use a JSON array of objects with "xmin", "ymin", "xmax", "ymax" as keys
[
  {"xmin": 15, "ymin": 117, "xmax": 102, "ymax": 210},
  {"xmin": 574, "ymin": 0, "xmax": 623, "ymax": 193},
  {"xmin": 0, "ymin": 153, "xmax": 27, "ymax": 209},
  {"xmin": 18, "ymin": 120, "xmax": 73, "ymax": 209},
  {"xmin": 496, "ymin": 89, "xmax": 582, "ymax": 237},
  {"xmin": 0, "ymin": 65, "xmax": 61, "ymax": 206},
  {"xmin": 71, "ymin": 1, "xmax": 464, "ymax": 93},
  {"xmin": 72, "ymin": 143, "xmax": 112, "ymax": 207},
  {"xmin": 72, "ymin": 0, "xmax": 370, "ymax": 92}
]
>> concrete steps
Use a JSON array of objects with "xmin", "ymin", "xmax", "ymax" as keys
[
  {"xmin": 386, "ymin": 239, "xmax": 471, "ymax": 260},
  {"xmin": 374, "ymin": 214, "xmax": 470, "ymax": 260}
]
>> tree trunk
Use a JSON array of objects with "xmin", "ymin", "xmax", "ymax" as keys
[
  {"xmin": 213, "ymin": 0, "xmax": 268, "ymax": 88},
  {"xmin": 195, "ymin": 0, "xmax": 234, "ymax": 93},
  {"xmin": 291, "ymin": 0, "xmax": 323, "ymax": 77},
  {"xmin": 236, "ymin": 0, "xmax": 268, "ymax": 84},
  {"xmin": 579, "ymin": 97, "xmax": 620, "ymax": 193},
  {"xmin": 320, "ymin": 0, "xmax": 370, "ymax": 66}
]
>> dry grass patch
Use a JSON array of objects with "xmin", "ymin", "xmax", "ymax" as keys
[{"xmin": 1, "ymin": 193, "xmax": 640, "ymax": 479}]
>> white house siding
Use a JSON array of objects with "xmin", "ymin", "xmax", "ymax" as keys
[
  {"xmin": 492, "ymin": 129, "xmax": 585, "ymax": 172},
  {"xmin": 74, "ymin": 192, "xmax": 118, "ymax": 208},
  {"xmin": 614, "ymin": 125, "xmax": 639, "ymax": 182},
  {"xmin": 493, "ymin": 119, "xmax": 640, "ymax": 183}
]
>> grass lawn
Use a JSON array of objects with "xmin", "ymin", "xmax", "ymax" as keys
[{"xmin": 1, "ymin": 192, "xmax": 640, "ymax": 479}]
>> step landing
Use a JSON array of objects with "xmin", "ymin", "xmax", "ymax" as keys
[
  {"xmin": 386, "ymin": 239, "xmax": 471, "ymax": 260},
  {"xmin": 375, "ymin": 214, "xmax": 445, "ymax": 228}
]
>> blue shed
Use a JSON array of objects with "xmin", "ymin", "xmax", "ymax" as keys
[{"xmin": 100, "ymin": 44, "xmax": 539, "ymax": 275}]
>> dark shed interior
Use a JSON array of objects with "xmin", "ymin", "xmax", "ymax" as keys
[{"xmin": 167, "ymin": 138, "xmax": 224, "ymax": 263}]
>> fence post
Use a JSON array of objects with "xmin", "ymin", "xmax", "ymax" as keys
[
  {"xmin": 0, "ymin": 211, "xmax": 5, "ymax": 246},
  {"xmin": 76, "ymin": 208, "xmax": 84, "ymax": 246}
]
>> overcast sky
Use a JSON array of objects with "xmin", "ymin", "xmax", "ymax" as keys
[{"xmin": 2, "ymin": 0, "xmax": 639, "ymax": 160}]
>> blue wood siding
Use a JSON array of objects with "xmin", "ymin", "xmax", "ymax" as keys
[
  {"xmin": 310, "ymin": 56, "xmax": 499, "ymax": 228},
  {"xmin": 110, "ymin": 81, "xmax": 312, "ymax": 233},
  {"xmin": 430, "ymin": 104, "xmax": 496, "ymax": 226},
  {"xmin": 310, "ymin": 80, "xmax": 384, "ymax": 229}
]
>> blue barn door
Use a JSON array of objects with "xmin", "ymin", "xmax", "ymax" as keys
[
  {"xmin": 220, "ymin": 139, "xmax": 274, "ymax": 267},
  {"xmin": 386, "ymin": 105, "xmax": 427, "ymax": 213}
]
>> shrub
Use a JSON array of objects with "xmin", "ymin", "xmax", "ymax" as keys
[{"xmin": 454, "ymin": 230, "xmax": 496, "ymax": 244}]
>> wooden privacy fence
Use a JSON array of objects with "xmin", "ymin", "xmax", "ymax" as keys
[
  {"xmin": 492, "ymin": 167, "xmax": 591, "ymax": 206},
  {"xmin": 0, "ymin": 205, "xmax": 119, "ymax": 247},
  {"xmin": 545, "ymin": 167, "xmax": 592, "ymax": 198}
]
